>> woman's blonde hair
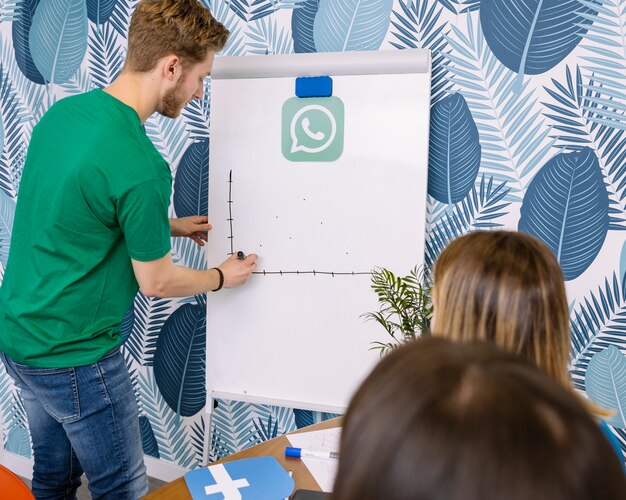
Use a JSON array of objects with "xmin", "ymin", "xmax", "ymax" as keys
[{"xmin": 432, "ymin": 230, "xmax": 610, "ymax": 417}]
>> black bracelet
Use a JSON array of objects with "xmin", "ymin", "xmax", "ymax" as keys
[{"xmin": 211, "ymin": 267, "xmax": 224, "ymax": 292}]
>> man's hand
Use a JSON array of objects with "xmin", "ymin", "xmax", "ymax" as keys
[
  {"xmin": 219, "ymin": 253, "xmax": 259, "ymax": 288},
  {"xmin": 170, "ymin": 216, "xmax": 212, "ymax": 246}
]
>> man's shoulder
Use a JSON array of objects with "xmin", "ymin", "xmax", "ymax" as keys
[
  {"xmin": 47, "ymin": 89, "xmax": 100, "ymax": 112},
  {"xmin": 37, "ymin": 90, "xmax": 105, "ymax": 129}
]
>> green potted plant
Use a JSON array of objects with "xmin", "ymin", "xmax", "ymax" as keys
[{"xmin": 363, "ymin": 266, "xmax": 433, "ymax": 356}]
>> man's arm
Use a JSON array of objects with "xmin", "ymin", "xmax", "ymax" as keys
[{"xmin": 131, "ymin": 252, "xmax": 258, "ymax": 297}]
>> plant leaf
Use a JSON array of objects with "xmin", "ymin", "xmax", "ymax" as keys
[{"xmin": 365, "ymin": 266, "xmax": 432, "ymax": 354}]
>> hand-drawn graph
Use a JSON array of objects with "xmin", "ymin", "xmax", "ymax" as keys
[{"xmin": 225, "ymin": 169, "xmax": 371, "ymax": 277}]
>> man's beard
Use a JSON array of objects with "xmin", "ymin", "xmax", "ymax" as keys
[{"xmin": 159, "ymin": 78, "xmax": 188, "ymax": 118}]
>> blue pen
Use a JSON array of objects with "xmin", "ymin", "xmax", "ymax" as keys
[{"xmin": 285, "ymin": 446, "xmax": 339, "ymax": 460}]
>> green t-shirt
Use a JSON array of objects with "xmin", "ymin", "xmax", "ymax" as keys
[{"xmin": 0, "ymin": 89, "xmax": 172, "ymax": 367}]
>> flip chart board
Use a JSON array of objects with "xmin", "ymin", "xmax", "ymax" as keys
[{"xmin": 206, "ymin": 49, "xmax": 431, "ymax": 412}]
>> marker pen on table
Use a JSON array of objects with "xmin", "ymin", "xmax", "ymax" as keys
[{"xmin": 285, "ymin": 447, "xmax": 339, "ymax": 460}]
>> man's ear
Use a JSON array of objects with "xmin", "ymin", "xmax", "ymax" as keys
[{"xmin": 161, "ymin": 54, "xmax": 181, "ymax": 81}]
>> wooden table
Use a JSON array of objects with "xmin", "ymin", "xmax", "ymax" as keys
[{"xmin": 143, "ymin": 417, "xmax": 342, "ymax": 499}]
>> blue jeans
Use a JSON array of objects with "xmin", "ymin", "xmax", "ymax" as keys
[{"xmin": 0, "ymin": 348, "xmax": 148, "ymax": 500}]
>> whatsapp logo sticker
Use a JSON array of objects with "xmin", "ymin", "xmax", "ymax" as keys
[{"xmin": 282, "ymin": 96, "xmax": 344, "ymax": 162}]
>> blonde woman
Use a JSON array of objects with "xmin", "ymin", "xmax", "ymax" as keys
[{"xmin": 431, "ymin": 230, "xmax": 622, "ymax": 462}]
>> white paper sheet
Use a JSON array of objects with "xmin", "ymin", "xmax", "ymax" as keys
[{"xmin": 287, "ymin": 427, "xmax": 341, "ymax": 492}]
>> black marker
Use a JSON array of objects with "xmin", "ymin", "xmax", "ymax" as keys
[{"xmin": 236, "ymin": 251, "xmax": 245, "ymax": 260}]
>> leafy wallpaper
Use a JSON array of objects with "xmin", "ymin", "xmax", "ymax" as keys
[{"xmin": 0, "ymin": 0, "xmax": 624, "ymax": 475}]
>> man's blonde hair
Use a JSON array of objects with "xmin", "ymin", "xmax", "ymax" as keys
[{"xmin": 125, "ymin": 0, "xmax": 229, "ymax": 72}]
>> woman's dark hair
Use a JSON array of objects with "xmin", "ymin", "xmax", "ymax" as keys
[{"xmin": 332, "ymin": 337, "xmax": 626, "ymax": 500}]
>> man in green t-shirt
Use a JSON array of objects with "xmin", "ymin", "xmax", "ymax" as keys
[{"xmin": 0, "ymin": 1, "xmax": 257, "ymax": 498}]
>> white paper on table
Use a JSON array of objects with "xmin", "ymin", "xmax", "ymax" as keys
[{"xmin": 287, "ymin": 427, "xmax": 341, "ymax": 492}]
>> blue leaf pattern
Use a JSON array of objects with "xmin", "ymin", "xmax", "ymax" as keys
[
  {"xmin": 251, "ymin": 414, "xmax": 279, "ymax": 442},
  {"xmin": 292, "ymin": 0, "xmax": 319, "ymax": 53},
  {"xmin": 294, "ymin": 409, "xmax": 314, "ymax": 428},
  {"xmin": 519, "ymin": 147, "xmax": 609, "ymax": 280},
  {"xmin": 246, "ymin": 17, "xmax": 294, "ymax": 55},
  {"xmin": 435, "ymin": 0, "xmax": 457, "ymax": 13},
  {"xmin": 480, "ymin": 0, "xmax": 597, "ymax": 76},
  {"xmin": 0, "ymin": 104, "xmax": 3, "ymax": 153},
  {"xmin": 541, "ymin": 65, "xmax": 626, "ymax": 229},
  {"xmin": 11, "ymin": 0, "xmax": 45, "ymax": 84},
  {"xmin": 153, "ymin": 303, "xmax": 206, "ymax": 417},
  {"xmin": 443, "ymin": 13, "xmax": 554, "ymax": 200},
  {"xmin": 86, "ymin": 0, "xmax": 117, "ymax": 25},
  {"xmin": 426, "ymin": 175, "xmax": 511, "ymax": 267},
  {"xmin": 292, "ymin": 409, "xmax": 337, "ymax": 428},
  {"xmin": 621, "ymin": 241, "xmax": 626, "ymax": 285},
  {"xmin": 29, "ymin": 0, "xmax": 88, "ymax": 84},
  {"xmin": 88, "ymin": 23, "xmax": 124, "ymax": 89},
  {"xmin": 173, "ymin": 138, "xmax": 209, "ymax": 218},
  {"xmin": 6, "ymin": 425, "xmax": 31, "ymax": 458},
  {"xmin": 0, "ymin": 190, "xmax": 16, "ymax": 267},
  {"xmin": 139, "ymin": 415, "xmax": 160, "ymax": 458},
  {"xmin": 108, "ymin": 0, "xmax": 133, "ymax": 38},
  {"xmin": 313, "ymin": 0, "xmax": 394, "ymax": 52},
  {"xmin": 120, "ymin": 303, "xmax": 134, "ymax": 344},
  {"xmin": 136, "ymin": 370, "xmax": 199, "ymax": 467},
  {"xmin": 389, "ymin": 0, "xmax": 453, "ymax": 105},
  {"xmin": 585, "ymin": 345, "xmax": 626, "ymax": 428},
  {"xmin": 427, "ymin": 93, "xmax": 481, "ymax": 204},
  {"xmin": 569, "ymin": 272, "xmax": 626, "ymax": 393},
  {"xmin": 576, "ymin": 0, "xmax": 626, "ymax": 131},
  {"xmin": 228, "ymin": 0, "xmax": 252, "ymax": 22}
]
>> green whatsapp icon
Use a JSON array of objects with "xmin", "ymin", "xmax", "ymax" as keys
[{"xmin": 282, "ymin": 96, "xmax": 344, "ymax": 162}]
